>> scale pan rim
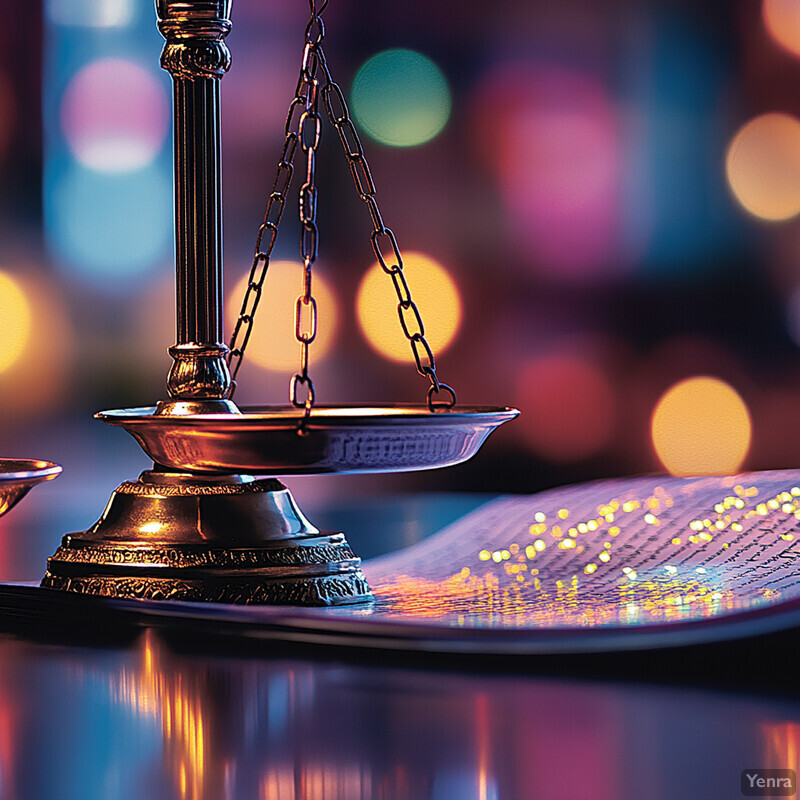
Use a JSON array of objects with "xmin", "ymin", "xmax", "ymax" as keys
[
  {"xmin": 94, "ymin": 405, "xmax": 519, "ymax": 475},
  {"xmin": 0, "ymin": 459, "xmax": 62, "ymax": 485},
  {"xmin": 96, "ymin": 404, "xmax": 519, "ymax": 426}
]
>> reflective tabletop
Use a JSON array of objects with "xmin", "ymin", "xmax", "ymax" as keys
[{"xmin": 0, "ymin": 629, "xmax": 797, "ymax": 800}]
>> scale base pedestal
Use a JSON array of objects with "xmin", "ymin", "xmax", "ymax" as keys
[{"xmin": 40, "ymin": 470, "xmax": 372, "ymax": 606}]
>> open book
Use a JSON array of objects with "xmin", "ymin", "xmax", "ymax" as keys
[
  {"xmin": 356, "ymin": 470, "xmax": 800, "ymax": 652},
  {"xmin": 10, "ymin": 470, "xmax": 800, "ymax": 655}
]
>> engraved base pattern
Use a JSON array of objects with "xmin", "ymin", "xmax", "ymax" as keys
[
  {"xmin": 41, "ymin": 571, "xmax": 371, "ymax": 606},
  {"xmin": 40, "ymin": 471, "xmax": 373, "ymax": 607},
  {"xmin": 48, "ymin": 542, "xmax": 355, "ymax": 569}
]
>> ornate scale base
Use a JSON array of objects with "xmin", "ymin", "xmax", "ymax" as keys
[{"xmin": 41, "ymin": 470, "xmax": 372, "ymax": 606}]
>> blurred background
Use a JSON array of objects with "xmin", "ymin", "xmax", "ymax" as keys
[{"xmin": 3, "ymin": 0, "xmax": 800, "ymax": 575}]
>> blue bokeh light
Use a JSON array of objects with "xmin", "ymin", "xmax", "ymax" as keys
[
  {"xmin": 46, "ymin": 161, "xmax": 172, "ymax": 286},
  {"xmin": 351, "ymin": 49, "xmax": 451, "ymax": 148}
]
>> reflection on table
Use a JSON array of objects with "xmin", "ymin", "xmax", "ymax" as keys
[{"xmin": 0, "ymin": 630, "xmax": 796, "ymax": 800}]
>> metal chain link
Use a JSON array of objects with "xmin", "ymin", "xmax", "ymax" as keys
[
  {"xmin": 227, "ymin": 0, "xmax": 324, "ymax": 425},
  {"xmin": 228, "ymin": 0, "xmax": 456, "ymax": 412},
  {"xmin": 288, "ymin": 2, "xmax": 324, "ymax": 427},
  {"xmin": 227, "ymin": 90, "xmax": 303, "ymax": 391},
  {"xmin": 316, "ymin": 47, "xmax": 456, "ymax": 410}
]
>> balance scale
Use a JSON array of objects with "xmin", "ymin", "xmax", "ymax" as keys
[
  {"xmin": 11, "ymin": 3, "xmax": 799, "ymax": 660},
  {"xmin": 1, "ymin": 0, "xmax": 516, "ymax": 607}
]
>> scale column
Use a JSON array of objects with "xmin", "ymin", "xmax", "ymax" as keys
[{"xmin": 156, "ymin": 0, "xmax": 236, "ymax": 414}]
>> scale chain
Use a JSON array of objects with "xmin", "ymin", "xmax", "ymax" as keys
[
  {"xmin": 226, "ymin": 4, "xmax": 325, "ymax": 398},
  {"xmin": 226, "ymin": 118, "xmax": 299, "ymax": 394},
  {"xmin": 289, "ymin": 5, "xmax": 324, "ymax": 425},
  {"xmin": 229, "ymin": 0, "xmax": 456, "ymax": 412},
  {"xmin": 315, "ymin": 47, "xmax": 456, "ymax": 410}
]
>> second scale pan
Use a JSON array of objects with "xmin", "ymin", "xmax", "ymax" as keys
[{"xmin": 0, "ymin": 460, "xmax": 61, "ymax": 518}]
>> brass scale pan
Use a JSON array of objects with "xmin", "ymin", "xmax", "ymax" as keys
[{"xmin": 97, "ymin": 406, "xmax": 519, "ymax": 475}]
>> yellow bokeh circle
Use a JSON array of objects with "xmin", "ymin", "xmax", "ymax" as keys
[
  {"xmin": 651, "ymin": 376, "xmax": 752, "ymax": 477},
  {"xmin": 763, "ymin": 0, "xmax": 800, "ymax": 58},
  {"xmin": 0, "ymin": 271, "xmax": 31, "ymax": 373},
  {"xmin": 356, "ymin": 252, "xmax": 461, "ymax": 363},
  {"xmin": 726, "ymin": 113, "xmax": 800, "ymax": 221},
  {"xmin": 226, "ymin": 261, "xmax": 337, "ymax": 372}
]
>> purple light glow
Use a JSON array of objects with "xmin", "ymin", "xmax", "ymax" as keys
[
  {"xmin": 515, "ymin": 353, "xmax": 616, "ymax": 462},
  {"xmin": 60, "ymin": 59, "xmax": 168, "ymax": 174},
  {"xmin": 473, "ymin": 63, "xmax": 623, "ymax": 280}
]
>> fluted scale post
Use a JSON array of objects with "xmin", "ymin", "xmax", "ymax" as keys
[{"xmin": 156, "ymin": 0, "xmax": 237, "ymax": 415}]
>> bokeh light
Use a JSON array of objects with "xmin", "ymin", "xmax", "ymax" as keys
[
  {"xmin": 786, "ymin": 285, "xmax": 800, "ymax": 347},
  {"xmin": 226, "ymin": 261, "xmax": 337, "ymax": 373},
  {"xmin": 0, "ymin": 272, "xmax": 31, "ymax": 374},
  {"xmin": 726, "ymin": 113, "xmax": 800, "ymax": 221},
  {"xmin": 763, "ymin": 0, "xmax": 800, "ymax": 58},
  {"xmin": 0, "ymin": 270, "xmax": 75, "ymax": 421},
  {"xmin": 61, "ymin": 59, "xmax": 168, "ymax": 173},
  {"xmin": 47, "ymin": 0, "xmax": 134, "ymax": 28},
  {"xmin": 472, "ymin": 63, "xmax": 621, "ymax": 279},
  {"xmin": 133, "ymin": 275, "xmax": 175, "ymax": 356},
  {"xmin": 356, "ymin": 252, "xmax": 461, "ymax": 363},
  {"xmin": 0, "ymin": 71, "xmax": 17, "ymax": 168},
  {"xmin": 515, "ymin": 355, "xmax": 615, "ymax": 462},
  {"xmin": 351, "ymin": 49, "xmax": 451, "ymax": 147},
  {"xmin": 222, "ymin": 44, "xmax": 298, "ymax": 149},
  {"xmin": 651, "ymin": 377, "xmax": 751, "ymax": 476},
  {"xmin": 48, "ymin": 163, "xmax": 172, "ymax": 283}
]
